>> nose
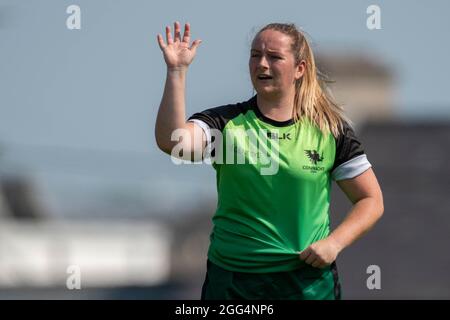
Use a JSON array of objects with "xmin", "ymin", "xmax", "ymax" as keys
[{"xmin": 256, "ymin": 54, "xmax": 269, "ymax": 70}]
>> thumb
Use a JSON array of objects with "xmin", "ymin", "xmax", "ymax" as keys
[
  {"xmin": 299, "ymin": 247, "xmax": 311, "ymax": 261},
  {"xmin": 190, "ymin": 39, "xmax": 202, "ymax": 53}
]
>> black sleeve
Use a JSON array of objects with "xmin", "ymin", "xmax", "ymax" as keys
[
  {"xmin": 331, "ymin": 121, "xmax": 366, "ymax": 172},
  {"xmin": 187, "ymin": 102, "xmax": 248, "ymax": 132}
]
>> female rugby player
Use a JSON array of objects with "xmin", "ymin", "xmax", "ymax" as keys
[{"xmin": 155, "ymin": 21, "xmax": 384, "ymax": 300}]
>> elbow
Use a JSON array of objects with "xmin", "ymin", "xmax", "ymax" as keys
[
  {"xmin": 375, "ymin": 193, "xmax": 385, "ymax": 220},
  {"xmin": 379, "ymin": 203, "xmax": 385, "ymax": 219},
  {"xmin": 156, "ymin": 140, "xmax": 169, "ymax": 154},
  {"xmin": 154, "ymin": 131, "xmax": 172, "ymax": 155}
]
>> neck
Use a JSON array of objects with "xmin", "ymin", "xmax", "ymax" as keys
[{"xmin": 256, "ymin": 91, "xmax": 296, "ymax": 122}]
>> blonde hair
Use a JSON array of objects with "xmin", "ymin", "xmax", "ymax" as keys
[{"xmin": 254, "ymin": 23, "xmax": 351, "ymax": 138}]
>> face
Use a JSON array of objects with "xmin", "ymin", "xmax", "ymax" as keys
[{"xmin": 249, "ymin": 29, "xmax": 305, "ymax": 97}]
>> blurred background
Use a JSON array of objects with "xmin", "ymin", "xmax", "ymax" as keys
[{"xmin": 0, "ymin": 0, "xmax": 449, "ymax": 299}]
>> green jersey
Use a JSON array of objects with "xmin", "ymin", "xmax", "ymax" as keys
[{"xmin": 188, "ymin": 95, "xmax": 371, "ymax": 273}]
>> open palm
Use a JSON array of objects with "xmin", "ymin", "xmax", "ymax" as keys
[{"xmin": 157, "ymin": 22, "xmax": 202, "ymax": 70}]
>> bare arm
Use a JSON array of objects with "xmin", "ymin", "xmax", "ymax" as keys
[
  {"xmin": 155, "ymin": 22, "xmax": 205, "ymax": 160},
  {"xmin": 328, "ymin": 167, "xmax": 384, "ymax": 250},
  {"xmin": 300, "ymin": 168, "xmax": 384, "ymax": 268}
]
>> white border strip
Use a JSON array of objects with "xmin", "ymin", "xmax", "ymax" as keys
[
  {"xmin": 188, "ymin": 119, "xmax": 211, "ymax": 145},
  {"xmin": 332, "ymin": 154, "xmax": 372, "ymax": 181}
]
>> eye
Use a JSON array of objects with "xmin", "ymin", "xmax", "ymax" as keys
[{"xmin": 271, "ymin": 55, "xmax": 282, "ymax": 60}]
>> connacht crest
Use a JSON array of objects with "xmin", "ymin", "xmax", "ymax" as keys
[{"xmin": 305, "ymin": 150, "xmax": 324, "ymax": 165}]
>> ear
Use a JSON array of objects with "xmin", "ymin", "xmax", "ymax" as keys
[{"xmin": 295, "ymin": 60, "xmax": 306, "ymax": 80}]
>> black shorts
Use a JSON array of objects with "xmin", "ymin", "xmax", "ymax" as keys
[{"xmin": 201, "ymin": 259, "xmax": 342, "ymax": 300}]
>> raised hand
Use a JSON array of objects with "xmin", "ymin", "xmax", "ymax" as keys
[{"xmin": 157, "ymin": 21, "xmax": 202, "ymax": 71}]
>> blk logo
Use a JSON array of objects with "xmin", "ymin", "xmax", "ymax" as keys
[
  {"xmin": 267, "ymin": 132, "xmax": 291, "ymax": 140},
  {"xmin": 305, "ymin": 150, "xmax": 324, "ymax": 165}
]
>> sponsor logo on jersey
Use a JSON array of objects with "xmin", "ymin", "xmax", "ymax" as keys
[{"xmin": 267, "ymin": 132, "xmax": 291, "ymax": 140}]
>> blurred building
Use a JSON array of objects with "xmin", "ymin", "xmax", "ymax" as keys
[
  {"xmin": 0, "ymin": 175, "xmax": 47, "ymax": 219},
  {"xmin": 316, "ymin": 51, "xmax": 395, "ymax": 124},
  {"xmin": 0, "ymin": 173, "xmax": 174, "ymax": 298}
]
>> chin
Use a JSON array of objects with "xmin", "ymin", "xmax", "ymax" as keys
[{"xmin": 255, "ymin": 86, "xmax": 277, "ymax": 96}]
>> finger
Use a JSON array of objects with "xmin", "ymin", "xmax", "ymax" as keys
[
  {"xmin": 312, "ymin": 260, "xmax": 321, "ymax": 268},
  {"xmin": 305, "ymin": 252, "xmax": 316, "ymax": 265},
  {"xmin": 165, "ymin": 26, "xmax": 173, "ymax": 45},
  {"xmin": 190, "ymin": 39, "xmax": 202, "ymax": 55},
  {"xmin": 299, "ymin": 248, "xmax": 311, "ymax": 261},
  {"xmin": 182, "ymin": 22, "xmax": 191, "ymax": 44},
  {"xmin": 156, "ymin": 34, "xmax": 166, "ymax": 50},
  {"xmin": 174, "ymin": 21, "xmax": 181, "ymax": 42}
]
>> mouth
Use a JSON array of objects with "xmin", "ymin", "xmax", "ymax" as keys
[{"xmin": 257, "ymin": 74, "xmax": 273, "ymax": 80}]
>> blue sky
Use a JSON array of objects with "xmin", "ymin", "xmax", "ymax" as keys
[{"xmin": 1, "ymin": 0, "xmax": 449, "ymax": 153}]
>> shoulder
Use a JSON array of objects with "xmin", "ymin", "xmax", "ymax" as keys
[
  {"xmin": 187, "ymin": 96, "xmax": 254, "ymax": 131},
  {"xmin": 331, "ymin": 121, "xmax": 372, "ymax": 181}
]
